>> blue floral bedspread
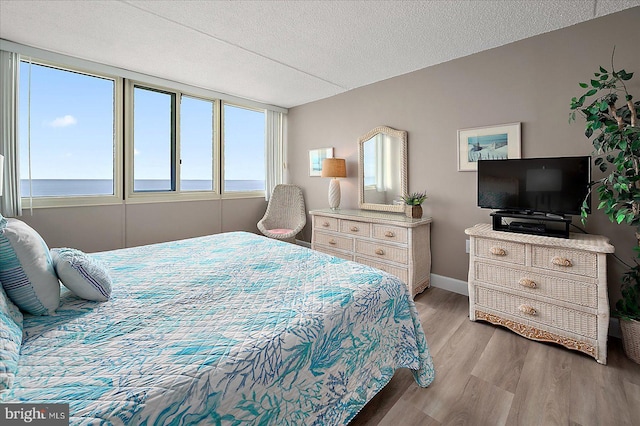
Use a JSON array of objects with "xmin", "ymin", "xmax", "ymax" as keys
[{"xmin": 1, "ymin": 232, "xmax": 435, "ymax": 425}]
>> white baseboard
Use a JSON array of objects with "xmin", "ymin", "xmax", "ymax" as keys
[
  {"xmin": 430, "ymin": 273, "xmax": 469, "ymax": 296},
  {"xmin": 296, "ymin": 239, "xmax": 311, "ymax": 248}
]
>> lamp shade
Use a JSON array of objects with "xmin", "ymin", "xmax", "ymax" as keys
[
  {"xmin": 0, "ymin": 154, "xmax": 4, "ymax": 197},
  {"xmin": 321, "ymin": 158, "xmax": 347, "ymax": 178}
]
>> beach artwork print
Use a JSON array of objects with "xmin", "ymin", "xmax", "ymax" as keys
[
  {"xmin": 457, "ymin": 123, "xmax": 521, "ymax": 171},
  {"xmin": 309, "ymin": 147, "xmax": 334, "ymax": 176},
  {"xmin": 467, "ymin": 133, "xmax": 508, "ymax": 161}
]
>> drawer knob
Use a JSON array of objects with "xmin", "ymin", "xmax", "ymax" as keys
[
  {"xmin": 322, "ymin": 222, "xmax": 330, "ymax": 227},
  {"xmin": 351, "ymin": 226, "xmax": 359, "ymax": 232},
  {"xmin": 328, "ymin": 239, "xmax": 337, "ymax": 245},
  {"xmin": 519, "ymin": 304, "xmax": 537, "ymax": 316},
  {"xmin": 490, "ymin": 247, "xmax": 507, "ymax": 256},
  {"xmin": 375, "ymin": 249, "xmax": 385, "ymax": 256},
  {"xmin": 552, "ymin": 257, "xmax": 572, "ymax": 267},
  {"xmin": 519, "ymin": 278, "xmax": 537, "ymax": 289},
  {"xmin": 385, "ymin": 231, "xmax": 395, "ymax": 238}
]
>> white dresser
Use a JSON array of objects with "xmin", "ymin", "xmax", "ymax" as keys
[
  {"xmin": 465, "ymin": 223, "xmax": 615, "ymax": 364},
  {"xmin": 310, "ymin": 209, "xmax": 432, "ymax": 298}
]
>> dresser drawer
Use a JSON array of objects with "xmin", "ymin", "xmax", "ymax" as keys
[
  {"xmin": 475, "ymin": 286, "xmax": 597, "ymax": 339},
  {"xmin": 314, "ymin": 216, "xmax": 338, "ymax": 232},
  {"xmin": 372, "ymin": 224, "xmax": 408, "ymax": 244},
  {"xmin": 316, "ymin": 246, "xmax": 354, "ymax": 261},
  {"xmin": 531, "ymin": 246, "xmax": 597, "ymax": 278},
  {"xmin": 356, "ymin": 240, "xmax": 408, "ymax": 264},
  {"xmin": 474, "ymin": 262, "xmax": 597, "ymax": 308},
  {"xmin": 314, "ymin": 231, "xmax": 353, "ymax": 251},
  {"xmin": 475, "ymin": 238, "xmax": 525, "ymax": 265},
  {"xmin": 340, "ymin": 219, "xmax": 371, "ymax": 236},
  {"xmin": 356, "ymin": 256, "xmax": 409, "ymax": 283}
]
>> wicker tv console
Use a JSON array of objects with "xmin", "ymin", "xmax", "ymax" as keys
[{"xmin": 465, "ymin": 223, "xmax": 615, "ymax": 364}]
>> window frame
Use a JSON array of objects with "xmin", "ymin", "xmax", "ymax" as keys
[
  {"xmin": 179, "ymin": 93, "xmax": 219, "ymax": 195},
  {"xmin": 19, "ymin": 58, "xmax": 124, "ymax": 209},
  {"xmin": 125, "ymin": 80, "xmax": 225, "ymax": 204},
  {"xmin": 125, "ymin": 82, "xmax": 266, "ymax": 204},
  {"xmin": 12, "ymin": 48, "xmax": 276, "ymax": 209},
  {"xmin": 220, "ymin": 101, "xmax": 267, "ymax": 199},
  {"xmin": 129, "ymin": 83, "xmax": 178, "ymax": 195}
]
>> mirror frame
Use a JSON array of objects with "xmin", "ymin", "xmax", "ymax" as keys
[{"xmin": 358, "ymin": 126, "xmax": 408, "ymax": 213}]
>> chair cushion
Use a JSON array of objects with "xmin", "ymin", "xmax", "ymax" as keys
[
  {"xmin": 268, "ymin": 228, "xmax": 293, "ymax": 235},
  {"xmin": 0, "ymin": 215, "xmax": 60, "ymax": 315}
]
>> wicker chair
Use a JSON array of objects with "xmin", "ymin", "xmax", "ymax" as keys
[{"xmin": 258, "ymin": 184, "xmax": 307, "ymax": 243}]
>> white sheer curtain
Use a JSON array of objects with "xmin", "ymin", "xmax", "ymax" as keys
[
  {"xmin": 0, "ymin": 50, "xmax": 21, "ymax": 217},
  {"xmin": 265, "ymin": 110, "xmax": 285, "ymax": 201}
]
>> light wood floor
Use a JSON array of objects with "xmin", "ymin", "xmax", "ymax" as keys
[{"xmin": 350, "ymin": 287, "xmax": 640, "ymax": 426}]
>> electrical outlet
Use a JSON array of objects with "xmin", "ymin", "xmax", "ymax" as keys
[{"xmin": 466, "ymin": 239, "xmax": 470, "ymax": 254}]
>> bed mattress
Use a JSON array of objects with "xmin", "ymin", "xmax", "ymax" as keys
[{"xmin": 2, "ymin": 231, "xmax": 434, "ymax": 425}]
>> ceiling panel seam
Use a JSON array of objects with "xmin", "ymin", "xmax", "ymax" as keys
[
  {"xmin": 119, "ymin": 0, "xmax": 347, "ymax": 92},
  {"xmin": 0, "ymin": 39, "xmax": 289, "ymax": 113}
]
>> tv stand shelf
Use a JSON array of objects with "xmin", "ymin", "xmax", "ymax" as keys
[{"xmin": 491, "ymin": 211, "xmax": 571, "ymax": 238}]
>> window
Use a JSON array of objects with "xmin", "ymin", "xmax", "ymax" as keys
[
  {"xmin": 14, "ymin": 52, "xmax": 278, "ymax": 207},
  {"xmin": 180, "ymin": 96, "xmax": 215, "ymax": 192},
  {"xmin": 223, "ymin": 104, "xmax": 265, "ymax": 193},
  {"xmin": 19, "ymin": 61, "xmax": 117, "ymax": 199},
  {"xmin": 130, "ymin": 86, "xmax": 219, "ymax": 197},
  {"xmin": 133, "ymin": 86, "xmax": 175, "ymax": 192}
]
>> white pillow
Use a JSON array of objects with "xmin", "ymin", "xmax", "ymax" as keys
[
  {"xmin": 0, "ymin": 216, "xmax": 60, "ymax": 315},
  {"xmin": 51, "ymin": 248, "xmax": 112, "ymax": 302}
]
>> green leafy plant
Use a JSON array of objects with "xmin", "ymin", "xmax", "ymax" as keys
[
  {"xmin": 570, "ymin": 47, "xmax": 640, "ymax": 321},
  {"xmin": 618, "ymin": 264, "xmax": 640, "ymax": 321},
  {"xmin": 401, "ymin": 191, "xmax": 427, "ymax": 206}
]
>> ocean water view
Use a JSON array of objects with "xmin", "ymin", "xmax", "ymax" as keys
[{"xmin": 20, "ymin": 179, "xmax": 265, "ymax": 197}]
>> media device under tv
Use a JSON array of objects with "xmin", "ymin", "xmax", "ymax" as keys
[{"xmin": 477, "ymin": 156, "xmax": 591, "ymax": 238}]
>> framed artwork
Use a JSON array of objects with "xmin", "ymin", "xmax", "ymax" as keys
[
  {"xmin": 309, "ymin": 147, "xmax": 334, "ymax": 176},
  {"xmin": 457, "ymin": 122, "xmax": 521, "ymax": 171}
]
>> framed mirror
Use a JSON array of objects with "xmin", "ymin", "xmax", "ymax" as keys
[{"xmin": 358, "ymin": 126, "xmax": 408, "ymax": 213}]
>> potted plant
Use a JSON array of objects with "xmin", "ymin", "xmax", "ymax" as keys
[
  {"xmin": 401, "ymin": 191, "xmax": 427, "ymax": 218},
  {"xmin": 570, "ymin": 48, "xmax": 640, "ymax": 363}
]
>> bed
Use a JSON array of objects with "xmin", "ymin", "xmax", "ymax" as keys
[{"xmin": 1, "ymin": 231, "xmax": 435, "ymax": 425}]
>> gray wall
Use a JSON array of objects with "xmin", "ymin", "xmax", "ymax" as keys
[
  {"xmin": 287, "ymin": 8, "xmax": 640, "ymax": 303},
  {"xmin": 20, "ymin": 198, "xmax": 267, "ymax": 252}
]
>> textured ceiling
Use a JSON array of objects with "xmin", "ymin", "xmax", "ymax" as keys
[{"xmin": 1, "ymin": 0, "xmax": 639, "ymax": 108}]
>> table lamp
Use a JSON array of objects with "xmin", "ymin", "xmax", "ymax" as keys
[{"xmin": 321, "ymin": 158, "xmax": 347, "ymax": 210}]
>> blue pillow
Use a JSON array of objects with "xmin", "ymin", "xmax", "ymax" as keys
[
  {"xmin": 0, "ymin": 216, "xmax": 60, "ymax": 315},
  {"xmin": 0, "ymin": 284, "xmax": 23, "ymax": 391},
  {"xmin": 51, "ymin": 248, "xmax": 112, "ymax": 302}
]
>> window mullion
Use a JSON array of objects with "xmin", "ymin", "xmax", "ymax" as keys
[
  {"xmin": 173, "ymin": 92, "xmax": 179, "ymax": 193},
  {"xmin": 215, "ymin": 99, "xmax": 222, "ymax": 196}
]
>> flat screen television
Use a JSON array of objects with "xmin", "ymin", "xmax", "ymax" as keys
[{"xmin": 477, "ymin": 156, "xmax": 591, "ymax": 216}]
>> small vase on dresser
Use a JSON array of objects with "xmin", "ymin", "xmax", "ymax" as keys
[
  {"xmin": 405, "ymin": 205, "xmax": 423, "ymax": 219},
  {"xmin": 310, "ymin": 209, "xmax": 432, "ymax": 298}
]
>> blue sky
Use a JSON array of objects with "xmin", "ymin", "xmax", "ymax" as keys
[
  {"xmin": 19, "ymin": 62, "xmax": 114, "ymax": 180},
  {"xmin": 19, "ymin": 61, "xmax": 265, "ymax": 183}
]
